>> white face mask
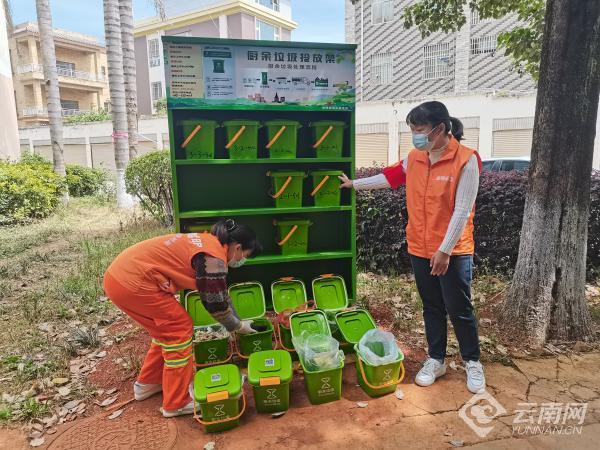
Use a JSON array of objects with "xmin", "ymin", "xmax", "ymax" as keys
[{"xmin": 228, "ymin": 247, "xmax": 246, "ymax": 268}]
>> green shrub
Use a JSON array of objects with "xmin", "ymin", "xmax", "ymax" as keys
[
  {"xmin": 0, "ymin": 160, "xmax": 65, "ymax": 225},
  {"xmin": 125, "ymin": 150, "xmax": 173, "ymax": 225},
  {"xmin": 65, "ymin": 164, "xmax": 108, "ymax": 197},
  {"xmin": 63, "ymin": 108, "xmax": 111, "ymax": 124}
]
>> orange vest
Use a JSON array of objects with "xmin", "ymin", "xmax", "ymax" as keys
[
  {"xmin": 405, "ymin": 137, "xmax": 477, "ymax": 259},
  {"xmin": 106, "ymin": 233, "xmax": 228, "ymax": 293}
]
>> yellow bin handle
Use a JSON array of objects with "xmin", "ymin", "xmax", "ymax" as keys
[
  {"xmin": 266, "ymin": 125, "xmax": 287, "ymax": 149},
  {"xmin": 310, "ymin": 175, "xmax": 330, "ymax": 197},
  {"xmin": 225, "ymin": 125, "xmax": 246, "ymax": 149},
  {"xmin": 270, "ymin": 176, "xmax": 293, "ymax": 199},
  {"xmin": 194, "ymin": 389, "xmax": 247, "ymax": 426},
  {"xmin": 357, "ymin": 356, "xmax": 405, "ymax": 390},
  {"xmin": 181, "ymin": 124, "xmax": 202, "ymax": 149},
  {"xmin": 277, "ymin": 225, "xmax": 298, "ymax": 246},
  {"xmin": 312, "ymin": 125, "xmax": 334, "ymax": 148}
]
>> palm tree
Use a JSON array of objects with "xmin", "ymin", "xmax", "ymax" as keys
[
  {"xmin": 103, "ymin": 0, "xmax": 132, "ymax": 208},
  {"xmin": 119, "ymin": 0, "xmax": 138, "ymax": 161},
  {"xmin": 35, "ymin": 0, "xmax": 68, "ymax": 200}
]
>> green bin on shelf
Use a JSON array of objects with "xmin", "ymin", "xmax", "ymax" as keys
[
  {"xmin": 223, "ymin": 120, "xmax": 260, "ymax": 159},
  {"xmin": 179, "ymin": 119, "xmax": 218, "ymax": 160},
  {"xmin": 265, "ymin": 120, "xmax": 301, "ymax": 159},
  {"xmin": 248, "ymin": 350, "xmax": 293, "ymax": 413},
  {"xmin": 228, "ymin": 282, "xmax": 274, "ymax": 358},
  {"xmin": 290, "ymin": 310, "xmax": 344, "ymax": 405},
  {"xmin": 268, "ymin": 171, "xmax": 306, "ymax": 208},
  {"xmin": 311, "ymin": 170, "xmax": 344, "ymax": 207},
  {"xmin": 274, "ymin": 219, "xmax": 312, "ymax": 256},
  {"xmin": 311, "ymin": 121, "xmax": 345, "ymax": 158},
  {"xmin": 194, "ymin": 364, "xmax": 244, "ymax": 432}
]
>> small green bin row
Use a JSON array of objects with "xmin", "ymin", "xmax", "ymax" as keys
[
  {"xmin": 178, "ymin": 119, "xmax": 346, "ymax": 160},
  {"xmin": 268, "ymin": 170, "xmax": 344, "ymax": 208}
]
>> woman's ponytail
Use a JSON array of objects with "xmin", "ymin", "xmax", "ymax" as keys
[
  {"xmin": 211, "ymin": 219, "xmax": 262, "ymax": 256},
  {"xmin": 449, "ymin": 117, "xmax": 464, "ymax": 141}
]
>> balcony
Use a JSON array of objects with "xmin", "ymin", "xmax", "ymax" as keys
[{"xmin": 16, "ymin": 64, "xmax": 107, "ymax": 84}]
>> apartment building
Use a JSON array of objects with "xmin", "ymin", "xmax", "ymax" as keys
[
  {"xmin": 9, "ymin": 22, "xmax": 109, "ymax": 127},
  {"xmin": 1, "ymin": 5, "xmax": 19, "ymax": 158},
  {"xmin": 347, "ymin": 0, "xmax": 600, "ymax": 169},
  {"xmin": 134, "ymin": 0, "xmax": 297, "ymax": 115}
]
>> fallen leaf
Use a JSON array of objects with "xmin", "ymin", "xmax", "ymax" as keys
[
  {"xmin": 52, "ymin": 378, "xmax": 69, "ymax": 386},
  {"xmin": 497, "ymin": 344, "xmax": 508, "ymax": 356},
  {"xmin": 63, "ymin": 400, "xmax": 81, "ymax": 410},
  {"xmin": 76, "ymin": 403, "xmax": 86, "ymax": 413},
  {"xmin": 449, "ymin": 361, "xmax": 458, "ymax": 371},
  {"xmin": 96, "ymin": 351, "xmax": 107, "ymax": 358},
  {"xmin": 42, "ymin": 415, "xmax": 58, "ymax": 428},
  {"xmin": 57, "ymin": 387, "xmax": 71, "ymax": 397},
  {"xmin": 28, "ymin": 431, "xmax": 43, "ymax": 439},
  {"xmin": 444, "ymin": 431, "xmax": 453, "ymax": 437},
  {"xmin": 204, "ymin": 442, "xmax": 216, "ymax": 450},
  {"xmin": 449, "ymin": 439, "xmax": 464, "ymax": 447},
  {"xmin": 31, "ymin": 423, "xmax": 44, "ymax": 432},
  {"xmin": 46, "ymin": 428, "xmax": 57, "ymax": 435},
  {"xmin": 30, "ymin": 438, "xmax": 45, "ymax": 448},
  {"xmin": 105, "ymin": 388, "xmax": 118, "ymax": 395},
  {"xmin": 356, "ymin": 401, "xmax": 368, "ymax": 408},
  {"xmin": 101, "ymin": 396, "xmax": 118, "ymax": 407},
  {"xmin": 108, "ymin": 409, "xmax": 123, "ymax": 420},
  {"xmin": 271, "ymin": 411, "xmax": 286, "ymax": 418},
  {"xmin": 394, "ymin": 389, "xmax": 404, "ymax": 400}
]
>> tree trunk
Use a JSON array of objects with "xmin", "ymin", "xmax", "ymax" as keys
[
  {"xmin": 103, "ymin": 0, "xmax": 132, "ymax": 208},
  {"xmin": 119, "ymin": 0, "xmax": 138, "ymax": 161},
  {"xmin": 502, "ymin": 0, "xmax": 600, "ymax": 345},
  {"xmin": 35, "ymin": 0, "xmax": 68, "ymax": 200}
]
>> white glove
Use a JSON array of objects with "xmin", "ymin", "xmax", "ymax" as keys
[{"xmin": 236, "ymin": 320, "xmax": 256, "ymax": 335}]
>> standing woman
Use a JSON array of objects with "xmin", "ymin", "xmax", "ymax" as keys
[
  {"xmin": 341, "ymin": 101, "xmax": 485, "ymax": 394},
  {"xmin": 103, "ymin": 219, "xmax": 261, "ymax": 417}
]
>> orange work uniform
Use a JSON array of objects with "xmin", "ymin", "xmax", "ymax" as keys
[{"xmin": 103, "ymin": 233, "xmax": 227, "ymax": 410}]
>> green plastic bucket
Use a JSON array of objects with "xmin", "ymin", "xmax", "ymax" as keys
[
  {"xmin": 179, "ymin": 120, "xmax": 218, "ymax": 160},
  {"xmin": 186, "ymin": 223, "xmax": 213, "ymax": 233},
  {"xmin": 248, "ymin": 350, "xmax": 293, "ymax": 413},
  {"xmin": 311, "ymin": 170, "xmax": 343, "ymax": 207},
  {"xmin": 274, "ymin": 219, "xmax": 312, "ymax": 255},
  {"xmin": 271, "ymin": 278, "xmax": 308, "ymax": 353},
  {"xmin": 264, "ymin": 120, "xmax": 301, "ymax": 159},
  {"xmin": 229, "ymin": 282, "xmax": 274, "ymax": 358},
  {"xmin": 223, "ymin": 120, "xmax": 260, "ymax": 159},
  {"xmin": 194, "ymin": 364, "xmax": 244, "ymax": 432},
  {"xmin": 312, "ymin": 275, "xmax": 349, "ymax": 312},
  {"xmin": 355, "ymin": 345, "xmax": 405, "ymax": 398},
  {"xmin": 290, "ymin": 310, "xmax": 344, "ymax": 405},
  {"xmin": 268, "ymin": 171, "xmax": 306, "ymax": 208},
  {"xmin": 185, "ymin": 292, "xmax": 231, "ymax": 366},
  {"xmin": 335, "ymin": 309, "xmax": 377, "ymax": 345},
  {"xmin": 311, "ymin": 121, "xmax": 345, "ymax": 158}
]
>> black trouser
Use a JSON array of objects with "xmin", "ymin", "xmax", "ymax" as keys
[{"xmin": 410, "ymin": 255, "xmax": 480, "ymax": 362}]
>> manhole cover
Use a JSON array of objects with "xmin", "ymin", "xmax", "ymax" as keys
[{"xmin": 47, "ymin": 410, "xmax": 177, "ymax": 450}]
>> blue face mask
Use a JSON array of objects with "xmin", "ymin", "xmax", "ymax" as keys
[{"xmin": 412, "ymin": 125, "xmax": 440, "ymax": 150}]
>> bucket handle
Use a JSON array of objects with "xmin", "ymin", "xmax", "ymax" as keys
[
  {"xmin": 357, "ymin": 357, "xmax": 406, "ymax": 390},
  {"xmin": 181, "ymin": 124, "xmax": 202, "ymax": 149},
  {"xmin": 275, "ymin": 323, "xmax": 296, "ymax": 352},
  {"xmin": 310, "ymin": 175, "xmax": 330, "ymax": 197},
  {"xmin": 312, "ymin": 125, "xmax": 334, "ymax": 148},
  {"xmin": 194, "ymin": 389, "xmax": 247, "ymax": 427},
  {"xmin": 225, "ymin": 125, "xmax": 246, "ymax": 149},
  {"xmin": 277, "ymin": 225, "xmax": 298, "ymax": 246},
  {"xmin": 269, "ymin": 176, "xmax": 293, "ymax": 199},
  {"xmin": 266, "ymin": 125, "xmax": 286, "ymax": 149}
]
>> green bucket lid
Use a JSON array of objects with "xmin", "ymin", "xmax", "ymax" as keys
[
  {"xmin": 312, "ymin": 275, "xmax": 349, "ymax": 311},
  {"xmin": 223, "ymin": 119, "xmax": 261, "ymax": 127},
  {"xmin": 194, "ymin": 364, "xmax": 242, "ymax": 403},
  {"xmin": 264, "ymin": 120, "xmax": 301, "ymax": 127},
  {"xmin": 267, "ymin": 170, "xmax": 306, "ymax": 178},
  {"xmin": 334, "ymin": 309, "xmax": 376, "ymax": 344},
  {"xmin": 228, "ymin": 282, "xmax": 266, "ymax": 320},
  {"xmin": 178, "ymin": 119, "xmax": 218, "ymax": 127},
  {"xmin": 247, "ymin": 350, "xmax": 293, "ymax": 385},
  {"xmin": 271, "ymin": 278, "xmax": 308, "ymax": 314},
  {"xmin": 311, "ymin": 170, "xmax": 344, "ymax": 177},
  {"xmin": 289, "ymin": 310, "xmax": 331, "ymax": 338},
  {"xmin": 185, "ymin": 291, "xmax": 218, "ymax": 327}
]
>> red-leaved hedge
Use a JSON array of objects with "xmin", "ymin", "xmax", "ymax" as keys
[{"xmin": 356, "ymin": 168, "xmax": 600, "ymax": 280}]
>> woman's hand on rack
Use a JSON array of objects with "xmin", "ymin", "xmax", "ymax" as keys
[
  {"xmin": 236, "ymin": 320, "xmax": 256, "ymax": 335},
  {"xmin": 339, "ymin": 173, "xmax": 354, "ymax": 189}
]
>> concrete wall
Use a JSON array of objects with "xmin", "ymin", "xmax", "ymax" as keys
[
  {"xmin": 19, "ymin": 117, "xmax": 169, "ymax": 171},
  {"xmin": 166, "ymin": 20, "xmax": 220, "ymax": 37},
  {"xmin": 0, "ymin": 6, "xmax": 20, "ymax": 160}
]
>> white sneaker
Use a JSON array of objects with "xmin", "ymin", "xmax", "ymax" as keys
[
  {"xmin": 133, "ymin": 381, "xmax": 162, "ymax": 401},
  {"xmin": 415, "ymin": 358, "xmax": 447, "ymax": 387},
  {"xmin": 160, "ymin": 400, "xmax": 200, "ymax": 418},
  {"xmin": 465, "ymin": 360, "xmax": 486, "ymax": 394}
]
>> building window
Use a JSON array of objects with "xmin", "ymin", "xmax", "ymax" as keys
[
  {"xmin": 471, "ymin": 35, "xmax": 497, "ymax": 55},
  {"xmin": 470, "ymin": 10, "xmax": 480, "ymax": 26},
  {"xmin": 371, "ymin": 53, "xmax": 393, "ymax": 85},
  {"xmin": 372, "ymin": 0, "xmax": 394, "ymax": 25},
  {"xmin": 148, "ymin": 38, "xmax": 161, "ymax": 67},
  {"xmin": 256, "ymin": 19, "xmax": 279, "ymax": 40},
  {"xmin": 56, "ymin": 61, "xmax": 75, "ymax": 77},
  {"xmin": 151, "ymin": 81, "xmax": 162, "ymax": 103},
  {"xmin": 60, "ymin": 100, "xmax": 79, "ymax": 115},
  {"xmin": 256, "ymin": 0, "xmax": 279, "ymax": 11},
  {"xmin": 422, "ymin": 42, "xmax": 452, "ymax": 80}
]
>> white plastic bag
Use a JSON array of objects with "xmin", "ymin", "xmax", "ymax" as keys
[
  {"xmin": 358, "ymin": 329, "xmax": 399, "ymax": 366},
  {"xmin": 292, "ymin": 330, "xmax": 343, "ymax": 371}
]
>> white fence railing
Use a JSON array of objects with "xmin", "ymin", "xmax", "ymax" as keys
[
  {"xmin": 22, "ymin": 108, "xmax": 93, "ymax": 118},
  {"xmin": 17, "ymin": 64, "xmax": 106, "ymax": 83}
]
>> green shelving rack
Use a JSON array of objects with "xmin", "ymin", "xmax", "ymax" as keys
[{"xmin": 163, "ymin": 36, "xmax": 357, "ymax": 307}]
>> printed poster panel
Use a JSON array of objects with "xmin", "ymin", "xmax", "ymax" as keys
[{"xmin": 165, "ymin": 41, "xmax": 355, "ymax": 111}]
